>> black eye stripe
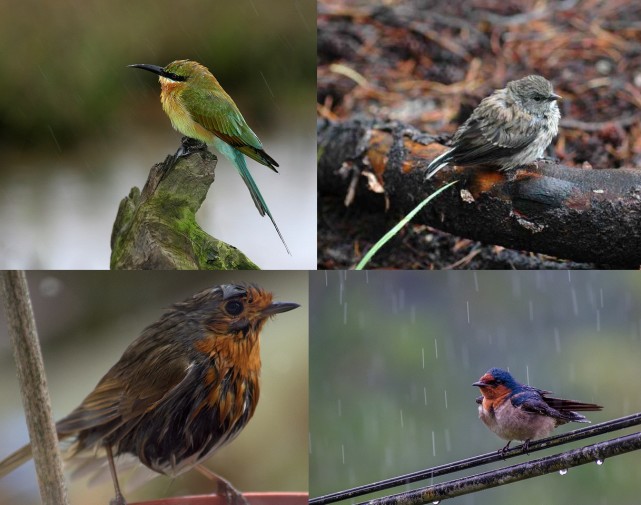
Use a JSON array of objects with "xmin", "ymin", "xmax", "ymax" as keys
[{"xmin": 165, "ymin": 71, "xmax": 187, "ymax": 82}]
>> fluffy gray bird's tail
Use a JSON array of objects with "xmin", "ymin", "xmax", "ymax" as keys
[{"xmin": 424, "ymin": 148, "xmax": 453, "ymax": 180}]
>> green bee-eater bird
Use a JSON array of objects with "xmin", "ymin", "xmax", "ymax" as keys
[{"xmin": 128, "ymin": 59, "xmax": 290, "ymax": 255}]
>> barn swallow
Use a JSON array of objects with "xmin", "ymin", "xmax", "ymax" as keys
[{"xmin": 473, "ymin": 368, "xmax": 602, "ymax": 454}]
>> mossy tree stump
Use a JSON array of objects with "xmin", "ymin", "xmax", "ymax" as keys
[{"xmin": 111, "ymin": 137, "xmax": 259, "ymax": 270}]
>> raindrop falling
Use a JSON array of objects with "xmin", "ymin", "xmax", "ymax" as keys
[
  {"xmin": 571, "ymin": 288, "xmax": 578, "ymax": 316},
  {"xmin": 596, "ymin": 459, "xmax": 604, "ymax": 465},
  {"xmin": 434, "ymin": 338, "xmax": 438, "ymax": 359},
  {"xmin": 258, "ymin": 71, "xmax": 275, "ymax": 99},
  {"xmin": 559, "ymin": 469, "xmax": 568, "ymax": 475},
  {"xmin": 466, "ymin": 301, "xmax": 470, "ymax": 323}
]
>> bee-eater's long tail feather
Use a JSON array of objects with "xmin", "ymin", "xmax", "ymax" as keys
[{"xmin": 215, "ymin": 140, "xmax": 291, "ymax": 255}]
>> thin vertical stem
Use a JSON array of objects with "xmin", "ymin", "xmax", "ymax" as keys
[{"xmin": 0, "ymin": 271, "xmax": 68, "ymax": 505}]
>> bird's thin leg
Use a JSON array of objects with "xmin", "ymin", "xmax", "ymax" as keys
[
  {"xmin": 195, "ymin": 464, "xmax": 249, "ymax": 505},
  {"xmin": 175, "ymin": 136, "xmax": 208, "ymax": 158},
  {"xmin": 499, "ymin": 440, "xmax": 511, "ymax": 459},
  {"xmin": 106, "ymin": 444, "xmax": 127, "ymax": 505},
  {"xmin": 522, "ymin": 439, "xmax": 531, "ymax": 454},
  {"xmin": 161, "ymin": 137, "xmax": 204, "ymax": 178}
]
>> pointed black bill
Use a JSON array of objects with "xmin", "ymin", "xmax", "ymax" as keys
[
  {"xmin": 262, "ymin": 301, "xmax": 300, "ymax": 316},
  {"xmin": 128, "ymin": 64, "xmax": 186, "ymax": 81}
]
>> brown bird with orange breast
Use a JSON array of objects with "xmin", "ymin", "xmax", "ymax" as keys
[{"xmin": 0, "ymin": 283, "xmax": 299, "ymax": 505}]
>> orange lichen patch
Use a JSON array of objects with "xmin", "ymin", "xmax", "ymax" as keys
[
  {"xmin": 368, "ymin": 130, "xmax": 393, "ymax": 177},
  {"xmin": 467, "ymin": 170, "xmax": 507, "ymax": 196},
  {"xmin": 402, "ymin": 138, "xmax": 448, "ymax": 174},
  {"xmin": 565, "ymin": 191, "xmax": 593, "ymax": 210}
]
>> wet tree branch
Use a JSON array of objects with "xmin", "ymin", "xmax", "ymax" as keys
[{"xmin": 318, "ymin": 119, "xmax": 641, "ymax": 267}]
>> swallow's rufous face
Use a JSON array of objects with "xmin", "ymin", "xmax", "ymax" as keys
[{"xmin": 473, "ymin": 372, "xmax": 512, "ymax": 400}]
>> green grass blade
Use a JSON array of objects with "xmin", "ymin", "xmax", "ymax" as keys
[{"xmin": 355, "ymin": 180, "xmax": 458, "ymax": 270}]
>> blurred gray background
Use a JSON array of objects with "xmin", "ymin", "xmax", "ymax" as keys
[
  {"xmin": 310, "ymin": 271, "xmax": 641, "ymax": 504},
  {"xmin": 0, "ymin": 271, "xmax": 308, "ymax": 504},
  {"xmin": 0, "ymin": 0, "xmax": 316, "ymax": 269}
]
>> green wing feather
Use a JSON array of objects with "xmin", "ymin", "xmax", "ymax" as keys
[{"xmin": 181, "ymin": 84, "xmax": 279, "ymax": 171}]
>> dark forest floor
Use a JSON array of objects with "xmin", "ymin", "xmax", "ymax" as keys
[{"xmin": 317, "ymin": 0, "xmax": 641, "ymax": 269}]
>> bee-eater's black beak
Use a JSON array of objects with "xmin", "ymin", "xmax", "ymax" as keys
[
  {"xmin": 262, "ymin": 301, "xmax": 300, "ymax": 317},
  {"xmin": 472, "ymin": 380, "xmax": 487, "ymax": 387},
  {"xmin": 549, "ymin": 93, "xmax": 562, "ymax": 101},
  {"xmin": 128, "ymin": 64, "xmax": 186, "ymax": 82}
]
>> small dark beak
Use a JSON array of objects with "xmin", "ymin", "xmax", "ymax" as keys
[
  {"xmin": 549, "ymin": 93, "xmax": 562, "ymax": 101},
  {"xmin": 128, "ymin": 63, "xmax": 170, "ymax": 78},
  {"xmin": 472, "ymin": 381, "xmax": 487, "ymax": 387},
  {"xmin": 262, "ymin": 301, "xmax": 300, "ymax": 317}
]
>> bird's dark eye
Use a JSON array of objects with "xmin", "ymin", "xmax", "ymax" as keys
[
  {"xmin": 225, "ymin": 300, "xmax": 244, "ymax": 316},
  {"xmin": 533, "ymin": 95, "xmax": 544, "ymax": 102}
]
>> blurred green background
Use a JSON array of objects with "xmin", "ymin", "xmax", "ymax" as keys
[
  {"xmin": 0, "ymin": 0, "xmax": 316, "ymax": 269},
  {"xmin": 0, "ymin": 271, "xmax": 308, "ymax": 504},
  {"xmin": 310, "ymin": 271, "xmax": 641, "ymax": 504}
]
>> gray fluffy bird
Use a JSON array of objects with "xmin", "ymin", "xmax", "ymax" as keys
[{"xmin": 425, "ymin": 75, "xmax": 561, "ymax": 180}]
